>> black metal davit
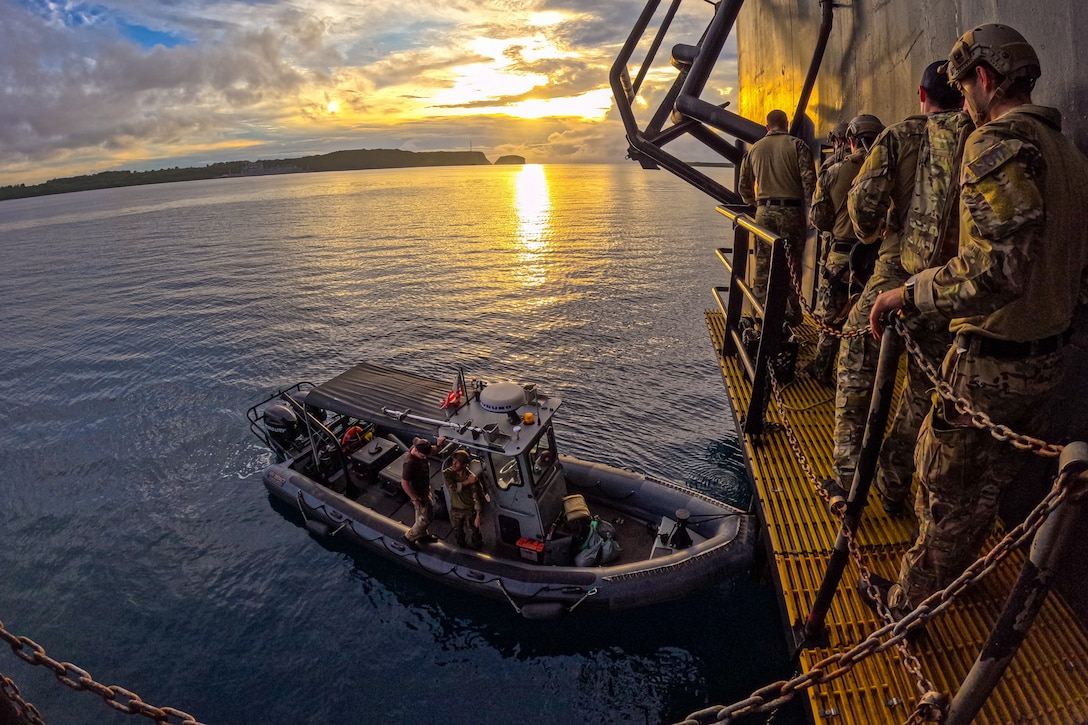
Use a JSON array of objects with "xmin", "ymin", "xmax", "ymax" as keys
[{"xmin": 610, "ymin": 0, "xmax": 834, "ymax": 204}]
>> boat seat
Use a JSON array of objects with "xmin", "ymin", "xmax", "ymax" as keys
[{"xmin": 563, "ymin": 494, "xmax": 591, "ymax": 526}]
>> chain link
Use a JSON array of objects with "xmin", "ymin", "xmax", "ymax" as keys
[
  {"xmin": 768, "ymin": 364, "xmax": 938, "ymax": 702},
  {"xmin": 1, "ymin": 671, "xmax": 47, "ymax": 725},
  {"xmin": 689, "ymin": 330, "xmax": 1079, "ymax": 725},
  {"xmin": 0, "ymin": 619, "xmax": 206, "ymax": 725},
  {"xmin": 893, "ymin": 315, "xmax": 1065, "ymax": 457},
  {"xmin": 782, "ymin": 239, "xmax": 872, "ymax": 340}
]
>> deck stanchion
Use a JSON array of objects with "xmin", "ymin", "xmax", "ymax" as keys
[
  {"xmin": 720, "ymin": 222, "xmax": 749, "ymax": 356},
  {"xmin": 745, "ymin": 236, "xmax": 790, "ymax": 436},
  {"xmin": 798, "ymin": 324, "xmax": 899, "ymax": 646},
  {"xmin": 945, "ymin": 442, "xmax": 1088, "ymax": 725}
]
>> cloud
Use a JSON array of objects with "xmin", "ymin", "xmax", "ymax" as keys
[{"xmin": 0, "ymin": 0, "xmax": 739, "ymax": 186}]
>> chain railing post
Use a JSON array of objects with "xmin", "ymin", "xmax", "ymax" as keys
[
  {"xmin": 721, "ymin": 223, "xmax": 749, "ymax": 356},
  {"xmin": 745, "ymin": 236, "xmax": 789, "ymax": 436},
  {"xmin": 944, "ymin": 442, "xmax": 1088, "ymax": 725},
  {"xmin": 797, "ymin": 324, "xmax": 899, "ymax": 646}
]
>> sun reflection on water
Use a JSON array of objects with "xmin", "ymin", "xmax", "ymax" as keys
[{"xmin": 513, "ymin": 164, "xmax": 552, "ymax": 293}]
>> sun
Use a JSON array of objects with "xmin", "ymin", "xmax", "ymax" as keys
[{"xmin": 327, "ymin": 100, "xmax": 340, "ymax": 114}]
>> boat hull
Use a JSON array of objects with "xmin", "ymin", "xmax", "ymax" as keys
[{"xmin": 262, "ymin": 456, "xmax": 756, "ymax": 616}]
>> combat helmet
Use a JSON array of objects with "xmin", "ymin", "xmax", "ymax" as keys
[
  {"xmin": 828, "ymin": 120, "xmax": 849, "ymax": 144},
  {"xmin": 846, "ymin": 114, "xmax": 884, "ymax": 140},
  {"xmin": 945, "ymin": 24, "xmax": 1040, "ymax": 84}
]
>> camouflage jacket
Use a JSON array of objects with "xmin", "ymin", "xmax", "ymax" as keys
[
  {"xmin": 847, "ymin": 116, "xmax": 927, "ymax": 268},
  {"xmin": 914, "ymin": 105, "xmax": 1088, "ymax": 341},
  {"xmin": 738, "ymin": 131, "xmax": 816, "ymax": 204},
  {"xmin": 901, "ymin": 110, "xmax": 974, "ymax": 275},
  {"xmin": 811, "ymin": 150, "xmax": 865, "ymax": 240}
]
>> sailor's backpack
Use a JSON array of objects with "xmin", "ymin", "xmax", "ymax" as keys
[{"xmin": 902, "ymin": 110, "xmax": 974, "ymax": 275}]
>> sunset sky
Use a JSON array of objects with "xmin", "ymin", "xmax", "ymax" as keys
[{"xmin": 1, "ymin": 0, "xmax": 738, "ymax": 187}]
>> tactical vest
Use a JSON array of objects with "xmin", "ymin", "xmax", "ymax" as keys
[{"xmin": 901, "ymin": 111, "xmax": 974, "ymax": 275}]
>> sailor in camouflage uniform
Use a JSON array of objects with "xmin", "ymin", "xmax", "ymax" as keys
[
  {"xmin": 819, "ymin": 120, "xmax": 850, "ymax": 174},
  {"xmin": 869, "ymin": 25, "xmax": 1088, "ymax": 617},
  {"xmin": 738, "ymin": 109, "xmax": 817, "ymax": 324},
  {"xmin": 872, "ymin": 62, "xmax": 973, "ymax": 515},
  {"xmin": 804, "ymin": 120, "xmax": 873, "ymax": 387},
  {"xmin": 828, "ymin": 111, "xmax": 917, "ymax": 498}
]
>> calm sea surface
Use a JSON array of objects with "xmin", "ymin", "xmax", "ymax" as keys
[{"xmin": 0, "ymin": 165, "xmax": 804, "ymax": 724}]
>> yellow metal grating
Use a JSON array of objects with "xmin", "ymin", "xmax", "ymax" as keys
[{"xmin": 705, "ymin": 309, "xmax": 1088, "ymax": 724}]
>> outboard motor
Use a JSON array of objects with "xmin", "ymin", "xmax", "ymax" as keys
[{"xmin": 264, "ymin": 403, "xmax": 300, "ymax": 452}]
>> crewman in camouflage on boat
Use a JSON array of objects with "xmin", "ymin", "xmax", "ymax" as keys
[
  {"xmin": 868, "ymin": 24, "xmax": 1088, "ymax": 618},
  {"xmin": 738, "ymin": 109, "xmax": 817, "ymax": 324},
  {"xmin": 804, "ymin": 118, "xmax": 873, "ymax": 387}
]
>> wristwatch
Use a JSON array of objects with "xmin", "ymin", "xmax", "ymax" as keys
[{"xmin": 902, "ymin": 274, "xmax": 918, "ymax": 311}]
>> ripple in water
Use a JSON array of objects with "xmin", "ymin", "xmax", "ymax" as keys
[{"xmin": 0, "ymin": 165, "xmax": 803, "ymax": 724}]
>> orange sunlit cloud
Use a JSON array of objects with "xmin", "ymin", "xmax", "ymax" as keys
[{"xmin": 1, "ymin": 1, "xmax": 738, "ymax": 186}]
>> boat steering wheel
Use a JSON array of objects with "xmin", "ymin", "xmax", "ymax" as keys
[{"xmin": 496, "ymin": 459, "xmax": 519, "ymax": 489}]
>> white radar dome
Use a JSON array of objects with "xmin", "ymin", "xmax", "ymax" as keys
[{"xmin": 479, "ymin": 382, "xmax": 527, "ymax": 413}]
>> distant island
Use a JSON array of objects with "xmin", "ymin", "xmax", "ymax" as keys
[
  {"xmin": 495, "ymin": 155, "xmax": 525, "ymax": 165},
  {"xmin": 0, "ymin": 148, "xmax": 496, "ymax": 202}
]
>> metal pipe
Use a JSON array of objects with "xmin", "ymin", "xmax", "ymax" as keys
[
  {"xmin": 674, "ymin": 96, "xmax": 767, "ymax": 144},
  {"xmin": 679, "ymin": 0, "xmax": 744, "ymax": 100},
  {"xmin": 632, "ymin": 0, "xmax": 683, "ymax": 98},
  {"xmin": 945, "ymin": 442, "xmax": 1088, "ymax": 725},
  {"xmin": 800, "ymin": 325, "xmax": 899, "ymax": 643},
  {"xmin": 790, "ymin": 0, "xmax": 835, "ymax": 137},
  {"xmin": 608, "ymin": 0, "xmax": 663, "ymax": 140}
]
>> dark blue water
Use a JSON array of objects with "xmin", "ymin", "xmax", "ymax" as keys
[{"xmin": 0, "ymin": 165, "xmax": 803, "ymax": 724}]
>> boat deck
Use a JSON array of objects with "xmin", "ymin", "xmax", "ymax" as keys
[
  {"xmin": 336, "ymin": 459, "xmax": 661, "ymax": 566},
  {"xmin": 705, "ymin": 310, "xmax": 1088, "ymax": 724}
]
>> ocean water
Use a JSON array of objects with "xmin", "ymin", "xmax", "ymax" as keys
[{"xmin": 0, "ymin": 165, "xmax": 804, "ymax": 724}]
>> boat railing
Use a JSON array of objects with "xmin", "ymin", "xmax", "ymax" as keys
[{"xmin": 711, "ymin": 203, "xmax": 795, "ymax": 436}]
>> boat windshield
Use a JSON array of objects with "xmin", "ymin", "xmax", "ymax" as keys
[
  {"xmin": 528, "ymin": 425, "xmax": 558, "ymax": 493},
  {"xmin": 492, "ymin": 453, "xmax": 522, "ymax": 490}
]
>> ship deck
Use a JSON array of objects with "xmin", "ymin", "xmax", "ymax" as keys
[{"xmin": 705, "ymin": 310, "xmax": 1088, "ymax": 724}]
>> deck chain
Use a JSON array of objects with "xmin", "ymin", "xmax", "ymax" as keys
[
  {"xmin": 782, "ymin": 240, "xmax": 872, "ymax": 340},
  {"xmin": 765, "ymin": 364, "xmax": 846, "ymax": 518},
  {"xmin": 0, "ymin": 619, "xmax": 205, "ymax": 725},
  {"xmin": 767, "ymin": 365, "xmax": 938, "ymax": 702},
  {"xmin": 692, "ymin": 361, "xmax": 1077, "ymax": 725},
  {"xmin": 675, "ymin": 465, "xmax": 1074, "ymax": 725},
  {"xmin": 892, "ymin": 315, "xmax": 1064, "ymax": 457},
  {"xmin": 1, "ymin": 671, "xmax": 46, "ymax": 725}
]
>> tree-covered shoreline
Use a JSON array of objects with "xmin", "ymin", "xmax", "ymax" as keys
[{"xmin": 1, "ymin": 149, "xmax": 492, "ymax": 202}]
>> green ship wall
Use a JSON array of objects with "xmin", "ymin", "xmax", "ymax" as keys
[{"xmin": 736, "ymin": 0, "xmax": 1088, "ymax": 622}]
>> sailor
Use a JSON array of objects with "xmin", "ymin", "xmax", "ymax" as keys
[
  {"xmin": 866, "ymin": 62, "xmax": 973, "ymax": 516},
  {"xmin": 826, "ymin": 110, "xmax": 917, "ymax": 503},
  {"xmin": 401, "ymin": 435, "xmax": 447, "ymax": 549},
  {"xmin": 737, "ymin": 109, "xmax": 817, "ymax": 325},
  {"xmin": 819, "ymin": 120, "xmax": 850, "ymax": 173},
  {"xmin": 443, "ymin": 450, "xmax": 484, "ymax": 550},
  {"xmin": 868, "ymin": 24, "xmax": 1088, "ymax": 618},
  {"xmin": 804, "ymin": 117, "xmax": 874, "ymax": 387}
]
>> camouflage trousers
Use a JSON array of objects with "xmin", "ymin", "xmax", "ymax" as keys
[
  {"xmin": 875, "ymin": 314, "xmax": 954, "ymax": 506},
  {"xmin": 751, "ymin": 206, "xmax": 807, "ymax": 323},
  {"xmin": 450, "ymin": 507, "xmax": 483, "ymax": 549},
  {"xmin": 831, "ymin": 260, "xmax": 910, "ymax": 488},
  {"xmin": 806, "ymin": 241, "xmax": 854, "ymax": 385},
  {"xmin": 406, "ymin": 496, "xmax": 434, "ymax": 541},
  {"xmin": 887, "ymin": 342, "xmax": 1067, "ymax": 614}
]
